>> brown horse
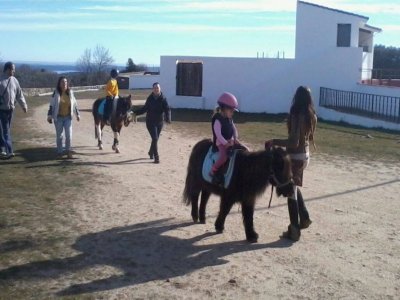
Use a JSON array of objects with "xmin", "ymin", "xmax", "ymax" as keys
[
  {"xmin": 92, "ymin": 95, "xmax": 133, "ymax": 153},
  {"xmin": 183, "ymin": 139, "xmax": 294, "ymax": 243}
]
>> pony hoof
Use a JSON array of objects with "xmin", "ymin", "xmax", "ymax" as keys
[
  {"xmin": 247, "ymin": 237, "xmax": 258, "ymax": 243},
  {"xmin": 215, "ymin": 227, "xmax": 224, "ymax": 234},
  {"xmin": 246, "ymin": 233, "xmax": 259, "ymax": 243},
  {"xmin": 99, "ymin": 145, "xmax": 103, "ymax": 150},
  {"xmin": 115, "ymin": 148, "xmax": 120, "ymax": 153}
]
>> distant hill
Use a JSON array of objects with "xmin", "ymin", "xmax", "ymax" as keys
[{"xmin": 10, "ymin": 61, "xmax": 159, "ymax": 74}]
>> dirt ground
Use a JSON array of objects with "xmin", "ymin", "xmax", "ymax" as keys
[{"xmin": 3, "ymin": 98, "xmax": 400, "ymax": 299}]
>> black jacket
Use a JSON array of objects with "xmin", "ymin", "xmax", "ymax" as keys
[
  {"xmin": 212, "ymin": 113, "xmax": 234, "ymax": 146},
  {"xmin": 135, "ymin": 92, "xmax": 171, "ymax": 124}
]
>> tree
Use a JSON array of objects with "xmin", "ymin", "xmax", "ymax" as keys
[
  {"xmin": 126, "ymin": 58, "xmax": 136, "ymax": 72},
  {"xmin": 76, "ymin": 45, "xmax": 114, "ymax": 85},
  {"xmin": 374, "ymin": 45, "xmax": 400, "ymax": 69},
  {"xmin": 76, "ymin": 48, "xmax": 93, "ymax": 74},
  {"xmin": 373, "ymin": 45, "xmax": 400, "ymax": 79},
  {"xmin": 92, "ymin": 44, "xmax": 114, "ymax": 73},
  {"xmin": 123, "ymin": 58, "xmax": 147, "ymax": 73}
]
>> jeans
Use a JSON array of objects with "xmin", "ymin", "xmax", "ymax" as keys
[
  {"xmin": 146, "ymin": 121, "xmax": 163, "ymax": 158},
  {"xmin": 0, "ymin": 109, "xmax": 13, "ymax": 154},
  {"xmin": 55, "ymin": 116, "xmax": 72, "ymax": 154}
]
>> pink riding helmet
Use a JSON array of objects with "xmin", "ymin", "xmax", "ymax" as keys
[{"xmin": 217, "ymin": 92, "xmax": 239, "ymax": 111}]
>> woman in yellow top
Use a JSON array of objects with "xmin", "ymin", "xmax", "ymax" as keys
[
  {"xmin": 104, "ymin": 69, "xmax": 119, "ymax": 122},
  {"xmin": 47, "ymin": 77, "xmax": 80, "ymax": 158}
]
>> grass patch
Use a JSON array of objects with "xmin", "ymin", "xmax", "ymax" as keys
[
  {"xmin": 0, "ymin": 95, "xmax": 99, "ymax": 299},
  {"xmin": 157, "ymin": 108, "xmax": 399, "ymax": 162}
]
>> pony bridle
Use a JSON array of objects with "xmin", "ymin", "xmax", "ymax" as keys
[
  {"xmin": 268, "ymin": 157, "xmax": 293, "ymax": 189},
  {"xmin": 270, "ymin": 173, "xmax": 293, "ymax": 189}
]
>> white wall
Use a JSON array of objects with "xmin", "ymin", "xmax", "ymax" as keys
[
  {"xmin": 160, "ymin": 56, "xmax": 298, "ymax": 113},
  {"xmin": 295, "ymin": 1, "xmax": 367, "ymax": 61},
  {"xmin": 319, "ymin": 107, "xmax": 400, "ymax": 131},
  {"xmin": 159, "ymin": 1, "xmax": 398, "ymax": 130},
  {"xmin": 129, "ymin": 74, "xmax": 160, "ymax": 89}
]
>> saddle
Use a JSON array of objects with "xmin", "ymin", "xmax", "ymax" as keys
[
  {"xmin": 202, "ymin": 146, "xmax": 239, "ymax": 189},
  {"xmin": 98, "ymin": 98, "xmax": 117, "ymax": 124},
  {"xmin": 97, "ymin": 99, "xmax": 107, "ymax": 116}
]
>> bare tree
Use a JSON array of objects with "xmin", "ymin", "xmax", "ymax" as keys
[
  {"xmin": 76, "ymin": 48, "xmax": 93, "ymax": 74},
  {"xmin": 92, "ymin": 44, "xmax": 114, "ymax": 73}
]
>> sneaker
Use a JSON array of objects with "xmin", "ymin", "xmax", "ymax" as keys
[
  {"xmin": 0, "ymin": 152, "xmax": 7, "ymax": 159},
  {"xmin": 6, "ymin": 153, "xmax": 15, "ymax": 159},
  {"xmin": 148, "ymin": 151, "xmax": 154, "ymax": 160},
  {"xmin": 154, "ymin": 156, "xmax": 160, "ymax": 164}
]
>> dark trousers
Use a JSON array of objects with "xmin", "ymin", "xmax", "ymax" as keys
[
  {"xmin": 0, "ymin": 109, "xmax": 13, "ymax": 154},
  {"xmin": 146, "ymin": 121, "xmax": 163, "ymax": 158},
  {"xmin": 104, "ymin": 97, "xmax": 113, "ymax": 120}
]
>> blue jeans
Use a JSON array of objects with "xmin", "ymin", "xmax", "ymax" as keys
[
  {"xmin": 55, "ymin": 116, "xmax": 72, "ymax": 154},
  {"xmin": 0, "ymin": 109, "xmax": 13, "ymax": 154}
]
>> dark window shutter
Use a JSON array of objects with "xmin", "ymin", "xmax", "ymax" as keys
[
  {"xmin": 176, "ymin": 62, "xmax": 203, "ymax": 96},
  {"xmin": 337, "ymin": 24, "xmax": 351, "ymax": 47}
]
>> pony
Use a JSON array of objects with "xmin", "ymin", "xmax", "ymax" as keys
[
  {"xmin": 183, "ymin": 139, "xmax": 294, "ymax": 243},
  {"xmin": 92, "ymin": 95, "xmax": 133, "ymax": 153}
]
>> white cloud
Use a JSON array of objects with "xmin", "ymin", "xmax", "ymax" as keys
[
  {"xmin": 0, "ymin": 12, "xmax": 94, "ymax": 19},
  {"xmin": 0, "ymin": 21, "xmax": 294, "ymax": 33},
  {"xmin": 380, "ymin": 25, "xmax": 400, "ymax": 32}
]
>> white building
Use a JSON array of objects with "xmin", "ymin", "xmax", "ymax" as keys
[{"xmin": 159, "ymin": 1, "xmax": 400, "ymax": 130}]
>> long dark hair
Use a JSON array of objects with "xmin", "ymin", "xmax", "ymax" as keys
[
  {"xmin": 56, "ymin": 76, "xmax": 70, "ymax": 96},
  {"xmin": 288, "ymin": 86, "xmax": 316, "ymax": 137},
  {"xmin": 3, "ymin": 62, "xmax": 14, "ymax": 73}
]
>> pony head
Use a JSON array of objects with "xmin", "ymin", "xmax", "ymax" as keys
[
  {"xmin": 267, "ymin": 147, "xmax": 294, "ymax": 197},
  {"xmin": 122, "ymin": 95, "xmax": 133, "ymax": 127}
]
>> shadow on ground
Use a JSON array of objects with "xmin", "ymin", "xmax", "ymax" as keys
[{"xmin": 0, "ymin": 218, "xmax": 292, "ymax": 296}]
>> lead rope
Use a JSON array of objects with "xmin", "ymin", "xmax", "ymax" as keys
[{"xmin": 268, "ymin": 186, "xmax": 274, "ymax": 208}]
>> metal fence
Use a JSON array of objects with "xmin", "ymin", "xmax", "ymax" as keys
[{"xmin": 319, "ymin": 87, "xmax": 400, "ymax": 124}]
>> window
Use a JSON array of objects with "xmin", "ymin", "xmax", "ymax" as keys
[
  {"xmin": 337, "ymin": 24, "xmax": 351, "ymax": 47},
  {"xmin": 176, "ymin": 62, "xmax": 203, "ymax": 97}
]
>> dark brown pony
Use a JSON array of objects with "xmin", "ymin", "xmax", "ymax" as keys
[
  {"xmin": 183, "ymin": 139, "xmax": 294, "ymax": 243},
  {"xmin": 92, "ymin": 95, "xmax": 133, "ymax": 153}
]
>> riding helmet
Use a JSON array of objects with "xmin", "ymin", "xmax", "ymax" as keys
[{"xmin": 217, "ymin": 92, "xmax": 239, "ymax": 111}]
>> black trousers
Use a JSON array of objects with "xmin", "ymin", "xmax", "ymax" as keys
[
  {"xmin": 146, "ymin": 121, "xmax": 163, "ymax": 158},
  {"xmin": 104, "ymin": 97, "xmax": 113, "ymax": 120}
]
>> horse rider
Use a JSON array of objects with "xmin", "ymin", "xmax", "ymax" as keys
[{"xmin": 103, "ymin": 69, "xmax": 119, "ymax": 124}]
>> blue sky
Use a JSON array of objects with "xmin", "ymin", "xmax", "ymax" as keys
[{"xmin": 0, "ymin": 0, "xmax": 399, "ymax": 66}]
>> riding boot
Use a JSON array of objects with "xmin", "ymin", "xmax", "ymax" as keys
[
  {"xmin": 211, "ymin": 170, "xmax": 225, "ymax": 186},
  {"xmin": 297, "ymin": 189, "xmax": 312, "ymax": 229},
  {"xmin": 281, "ymin": 198, "xmax": 301, "ymax": 241}
]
